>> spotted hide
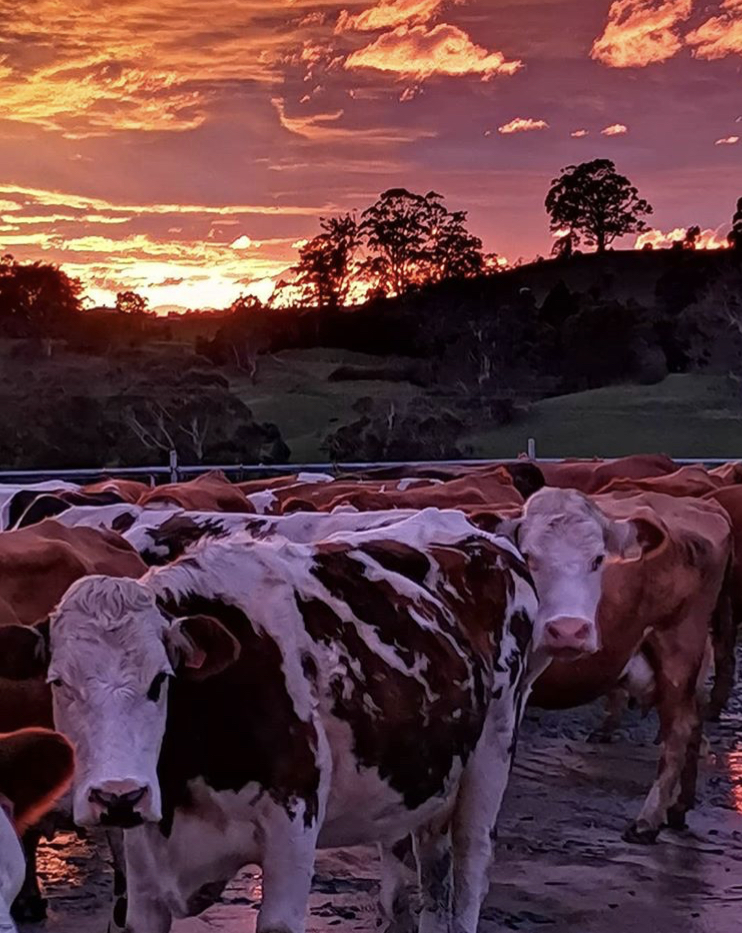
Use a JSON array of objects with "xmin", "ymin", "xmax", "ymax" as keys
[{"xmin": 0, "ymin": 510, "xmax": 540, "ymax": 933}]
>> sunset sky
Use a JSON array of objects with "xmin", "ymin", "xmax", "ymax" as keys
[{"xmin": 1, "ymin": 0, "xmax": 741, "ymax": 310}]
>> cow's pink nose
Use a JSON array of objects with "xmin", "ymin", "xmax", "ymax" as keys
[{"xmin": 542, "ymin": 617, "xmax": 594, "ymax": 656}]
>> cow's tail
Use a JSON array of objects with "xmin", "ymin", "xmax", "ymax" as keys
[{"xmin": 708, "ymin": 549, "xmax": 738, "ymax": 721}]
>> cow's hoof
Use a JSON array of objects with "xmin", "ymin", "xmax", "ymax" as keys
[
  {"xmin": 11, "ymin": 893, "xmax": 48, "ymax": 923},
  {"xmin": 622, "ymin": 822, "xmax": 659, "ymax": 845},
  {"xmin": 665, "ymin": 808, "xmax": 688, "ymax": 832}
]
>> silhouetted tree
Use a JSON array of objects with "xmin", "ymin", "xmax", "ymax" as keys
[
  {"xmin": 683, "ymin": 226, "xmax": 702, "ymax": 250},
  {"xmin": 545, "ymin": 160, "xmax": 653, "ymax": 253},
  {"xmin": 730, "ymin": 198, "xmax": 742, "ymax": 251},
  {"xmin": 360, "ymin": 189, "xmax": 483, "ymax": 295},
  {"xmin": 551, "ymin": 232, "xmax": 575, "ymax": 259},
  {"xmin": 0, "ymin": 255, "xmax": 82, "ymax": 347},
  {"xmin": 115, "ymin": 290, "xmax": 149, "ymax": 315},
  {"xmin": 286, "ymin": 214, "xmax": 360, "ymax": 310}
]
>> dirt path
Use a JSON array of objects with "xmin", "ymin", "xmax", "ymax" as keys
[{"xmin": 23, "ymin": 699, "xmax": 742, "ymax": 933}]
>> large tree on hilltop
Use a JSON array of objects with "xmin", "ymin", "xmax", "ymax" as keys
[
  {"xmin": 360, "ymin": 188, "xmax": 484, "ymax": 296},
  {"xmin": 287, "ymin": 214, "xmax": 360, "ymax": 310},
  {"xmin": 545, "ymin": 159, "xmax": 653, "ymax": 253}
]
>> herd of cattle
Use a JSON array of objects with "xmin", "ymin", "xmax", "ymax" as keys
[{"xmin": 0, "ymin": 454, "xmax": 740, "ymax": 932}]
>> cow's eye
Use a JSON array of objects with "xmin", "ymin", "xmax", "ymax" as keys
[
  {"xmin": 147, "ymin": 672, "xmax": 169, "ymax": 702},
  {"xmin": 591, "ymin": 555, "xmax": 605, "ymax": 572},
  {"xmin": 50, "ymin": 677, "xmax": 64, "ymax": 689}
]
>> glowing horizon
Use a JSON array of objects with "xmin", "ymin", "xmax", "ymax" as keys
[{"xmin": 1, "ymin": 0, "xmax": 741, "ymax": 310}]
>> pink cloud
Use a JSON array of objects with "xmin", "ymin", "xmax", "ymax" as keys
[
  {"xmin": 498, "ymin": 117, "xmax": 549, "ymax": 135},
  {"xmin": 592, "ymin": 0, "xmax": 692, "ymax": 68},
  {"xmin": 571, "ymin": 128, "xmax": 589, "ymax": 138},
  {"xmin": 344, "ymin": 23, "xmax": 523, "ymax": 80},
  {"xmin": 715, "ymin": 135, "xmax": 740, "ymax": 145},
  {"xmin": 602, "ymin": 123, "xmax": 629, "ymax": 135}
]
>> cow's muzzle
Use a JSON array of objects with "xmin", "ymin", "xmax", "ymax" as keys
[
  {"xmin": 541, "ymin": 616, "xmax": 597, "ymax": 658},
  {"xmin": 88, "ymin": 783, "xmax": 150, "ymax": 828}
]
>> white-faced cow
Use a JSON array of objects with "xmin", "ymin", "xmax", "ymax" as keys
[
  {"xmin": 501, "ymin": 487, "xmax": 733, "ymax": 842},
  {"xmin": 0, "ymin": 510, "xmax": 547, "ymax": 933}
]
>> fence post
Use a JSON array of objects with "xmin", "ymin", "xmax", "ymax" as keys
[
  {"xmin": 169, "ymin": 449, "xmax": 179, "ymax": 484},
  {"xmin": 527, "ymin": 437, "xmax": 537, "ymax": 460}
]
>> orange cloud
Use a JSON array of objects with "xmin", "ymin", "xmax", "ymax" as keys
[
  {"xmin": 0, "ymin": 0, "xmax": 333, "ymax": 136},
  {"xmin": 271, "ymin": 97, "xmax": 433, "ymax": 142},
  {"xmin": 716, "ymin": 135, "xmax": 740, "ymax": 145},
  {"xmin": 687, "ymin": 0, "xmax": 742, "ymax": 60},
  {"xmin": 345, "ymin": 23, "xmax": 523, "ymax": 80},
  {"xmin": 592, "ymin": 0, "xmax": 692, "ymax": 68},
  {"xmin": 498, "ymin": 117, "xmax": 549, "ymax": 135},
  {"xmin": 337, "ymin": 0, "xmax": 447, "ymax": 31},
  {"xmin": 571, "ymin": 129, "xmax": 589, "ymax": 138},
  {"xmin": 602, "ymin": 123, "xmax": 629, "ymax": 135},
  {"xmin": 635, "ymin": 226, "xmax": 730, "ymax": 249}
]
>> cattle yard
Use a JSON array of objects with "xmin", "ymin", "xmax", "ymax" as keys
[
  {"xmin": 24, "ymin": 672, "xmax": 742, "ymax": 933},
  {"xmin": 1, "ymin": 456, "xmax": 742, "ymax": 933}
]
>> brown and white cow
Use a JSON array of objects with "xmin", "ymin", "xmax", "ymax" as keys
[
  {"xmin": 137, "ymin": 471, "xmax": 254, "ymax": 514},
  {"xmin": 502, "ymin": 487, "xmax": 733, "ymax": 842},
  {"xmin": 0, "ymin": 510, "xmax": 544, "ymax": 933},
  {"xmin": 0, "ymin": 729, "xmax": 74, "ymax": 933}
]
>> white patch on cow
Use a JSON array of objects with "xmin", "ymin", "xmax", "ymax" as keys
[
  {"xmin": 0, "ymin": 480, "xmax": 81, "ymax": 529},
  {"xmin": 395, "ymin": 478, "xmax": 443, "ymax": 492},
  {"xmin": 0, "ymin": 806, "xmax": 23, "ymax": 933},
  {"xmin": 296, "ymin": 473, "xmax": 334, "ymax": 485},
  {"xmin": 245, "ymin": 490, "xmax": 277, "ymax": 514},
  {"xmin": 57, "ymin": 504, "xmax": 145, "ymax": 531}
]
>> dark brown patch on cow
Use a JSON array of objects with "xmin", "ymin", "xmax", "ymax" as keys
[
  {"xmin": 509, "ymin": 610, "xmax": 534, "ymax": 657},
  {"xmin": 297, "ymin": 592, "xmax": 487, "ymax": 810},
  {"xmin": 111, "ymin": 511, "xmax": 137, "ymax": 534},
  {"xmin": 146, "ymin": 515, "xmax": 228, "ymax": 565},
  {"xmin": 358, "ymin": 541, "xmax": 431, "ymax": 586},
  {"xmin": 298, "ymin": 538, "xmax": 519, "ymax": 810},
  {"xmin": 155, "ymin": 595, "xmax": 320, "ymax": 834},
  {"xmin": 501, "ymin": 462, "xmax": 545, "ymax": 500}
]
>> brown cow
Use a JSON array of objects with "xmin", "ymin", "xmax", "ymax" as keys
[
  {"xmin": 709, "ymin": 461, "xmax": 742, "ymax": 486},
  {"xmin": 138, "ymin": 471, "xmax": 254, "ymax": 513},
  {"xmin": 282, "ymin": 473, "xmax": 524, "ymax": 514},
  {"xmin": 595, "ymin": 464, "xmax": 722, "ymax": 499},
  {"xmin": 0, "ymin": 522, "xmax": 146, "ymax": 921},
  {"xmin": 83, "ymin": 478, "xmax": 152, "ymax": 503},
  {"xmin": 538, "ymin": 454, "xmax": 678, "ymax": 495},
  {"xmin": 0, "ymin": 729, "xmax": 74, "ymax": 932},
  {"xmin": 503, "ymin": 488, "xmax": 732, "ymax": 843}
]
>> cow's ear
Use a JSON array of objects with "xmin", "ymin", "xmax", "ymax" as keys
[
  {"xmin": 165, "ymin": 615, "xmax": 241, "ymax": 681},
  {"xmin": 605, "ymin": 517, "xmax": 666, "ymax": 561},
  {"xmin": 0, "ymin": 623, "xmax": 49, "ymax": 679}
]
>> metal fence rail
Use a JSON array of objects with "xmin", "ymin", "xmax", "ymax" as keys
[{"xmin": 0, "ymin": 440, "xmax": 738, "ymax": 486}]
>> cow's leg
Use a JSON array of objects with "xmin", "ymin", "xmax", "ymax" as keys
[
  {"xmin": 10, "ymin": 829, "xmax": 46, "ymax": 922},
  {"xmin": 414, "ymin": 821, "xmax": 453, "ymax": 933},
  {"xmin": 105, "ymin": 828, "xmax": 128, "ymax": 932},
  {"xmin": 624, "ymin": 656, "xmax": 701, "ymax": 844},
  {"xmin": 120, "ymin": 831, "xmax": 171, "ymax": 933},
  {"xmin": 379, "ymin": 838, "xmax": 418, "ymax": 931},
  {"xmin": 587, "ymin": 686, "xmax": 629, "ymax": 744},
  {"xmin": 450, "ymin": 706, "xmax": 516, "ymax": 933},
  {"xmin": 666, "ymin": 712, "xmax": 704, "ymax": 831},
  {"xmin": 257, "ymin": 804, "xmax": 320, "ymax": 933}
]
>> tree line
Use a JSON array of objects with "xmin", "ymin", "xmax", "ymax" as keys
[{"xmin": 1, "ymin": 160, "xmax": 742, "ymax": 333}]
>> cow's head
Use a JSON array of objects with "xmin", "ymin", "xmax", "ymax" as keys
[
  {"xmin": 499, "ymin": 488, "xmax": 664, "ymax": 659},
  {"xmin": 0, "ymin": 577, "xmax": 240, "ymax": 828}
]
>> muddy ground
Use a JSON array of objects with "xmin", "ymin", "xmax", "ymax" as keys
[{"xmin": 23, "ymin": 687, "xmax": 742, "ymax": 933}]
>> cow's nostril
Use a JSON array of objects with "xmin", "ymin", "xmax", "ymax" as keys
[{"xmin": 89, "ymin": 787, "xmax": 147, "ymax": 809}]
